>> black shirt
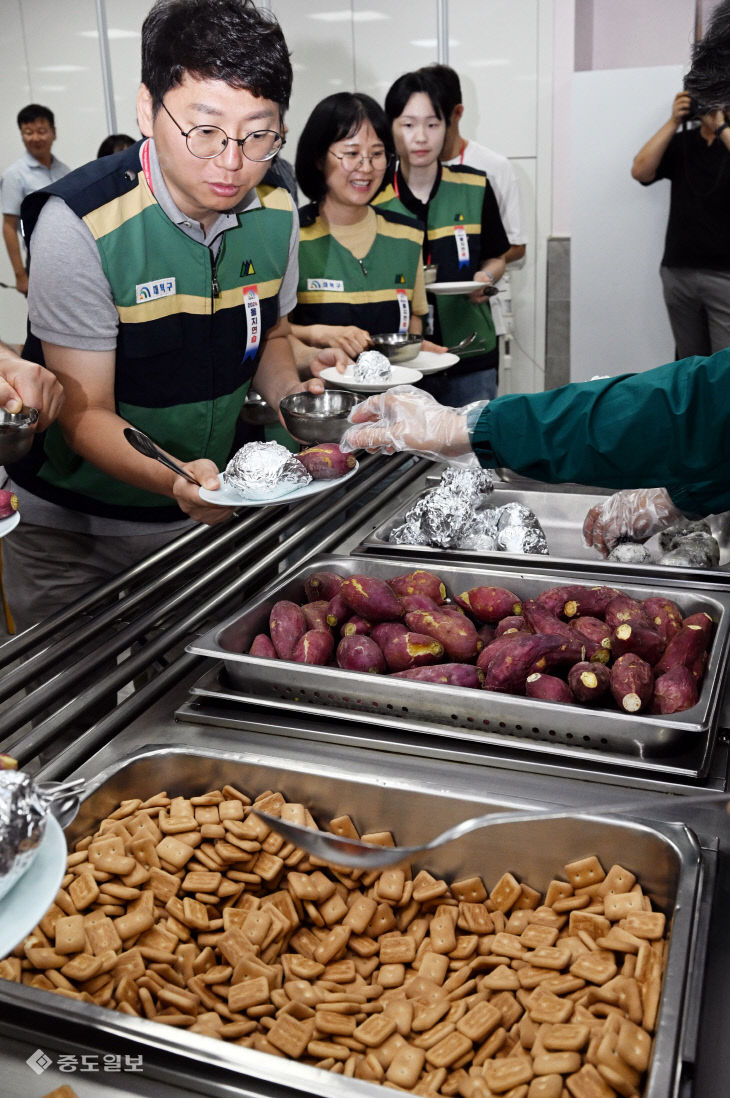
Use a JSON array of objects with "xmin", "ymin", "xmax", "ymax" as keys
[{"xmin": 651, "ymin": 125, "xmax": 730, "ymax": 270}]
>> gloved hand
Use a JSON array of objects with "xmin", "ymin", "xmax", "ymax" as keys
[
  {"xmin": 583, "ymin": 487, "xmax": 684, "ymax": 556},
  {"xmin": 340, "ymin": 385, "xmax": 482, "ymax": 465}
]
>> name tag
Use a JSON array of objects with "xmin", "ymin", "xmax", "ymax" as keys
[
  {"xmin": 306, "ymin": 278, "xmax": 344, "ymax": 291},
  {"xmin": 454, "ymin": 226, "xmax": 470, "ymax": 269},
  {"xmin": 242, "ymin": 285, "xmax": 261, "ymax": 362},
  {"xmin": 135, "ymin": 277, "xmax": 176, "ymax": 303},
  {"xmin": 396, "ymin": 289, "xmax": 410, "ymax": 334}
]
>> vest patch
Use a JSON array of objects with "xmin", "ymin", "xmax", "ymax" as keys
[
  {"xmin": 395, "ymin": 273, "xmax": 406, "ymax": 284},
  {"xmin": 135, "ymin": 276, "xmax": 176, "ymax": 303},
  {"xmin": 454, "ymin": 212, "xmax": 465, "ymax": 222},
  {"xmin": 306, "ymin": 278, "xmax": 344, "ymax": 292},
  {"xmin": 241, "ymin": 259, "xmax": 256, "ymax": 277}
]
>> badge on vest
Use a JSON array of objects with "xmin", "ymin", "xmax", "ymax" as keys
[
  {"xmin": 306, "ymin": 278, "xmax": 344, "ymax": 292},
  {"xmin": 453, "ymin": 226, "xmax": 470, "ymax": 269},
  {"xmin": 135, "ymin": 277, "xmax": 176, "ymax": 303},
  {"xmin": 242, "ymin": 285, "xmax": 261, "ymax": 362}
]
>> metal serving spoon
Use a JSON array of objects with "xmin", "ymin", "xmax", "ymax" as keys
[
  {"xmin": 253, "ymin": 787, "xmax": 730, "ymax": 870},
  {"xmin": 445, "ymin": 332, "xmax": 477, "ymax": 354},
  {"xmin": 124, "ymin": 427, "xmax": 201, "ymax": 486}
]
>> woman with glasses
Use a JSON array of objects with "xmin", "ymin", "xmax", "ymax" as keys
[
  {"xmin": 373, "ymin": 71, "xmax": 510, "ymax": 404},
  {"xmin": 289, "ymin": 92, "xmax": 432, "ymax": 363}
]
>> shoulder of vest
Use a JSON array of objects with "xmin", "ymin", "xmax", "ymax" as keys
[
  {"xmin": 372, "ymin": 183, "xmax": 397, "ymax": 206},
  {"xmin": 298, "ymin": 201, "xmax": 320, "ymax": 229},
  {"xmin": 22, "ymin": 141, "xmax": 144, "ymax": 240},
  {"xmin": 373, "ymin": 206, "xmax": 425, "ymax": 240},
  {"xmin": 256, "ymin": 182, "xmax": 295, "ymax": 213},
  {"xmin": 441, "ymin": 163, "xmax": 487, "ymax": 186}
]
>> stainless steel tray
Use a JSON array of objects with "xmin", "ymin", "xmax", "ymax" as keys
[
  {"xmin": 0, "ymin": 743, "xmax": 708, "ymax": 1098},
  {"xmin": 353, "ymin": 479, "xmax": 730, "ymax": 580},
  {"xmin": 187, "ymin": 553, "xmax": 730, "ymax": 761}
]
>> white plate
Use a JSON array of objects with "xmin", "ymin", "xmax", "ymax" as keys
[
  {"xmin": 0, "ymin": 511, "xmax": 20, "ymax": 538},
  {"xmin": 0, "ymin": 814, "xmax": 67, "ymax": 956},
  {"xmin": 428, "ymin": 280, "xmax": 499, "ymax": 296},
  {"xmin": 199, "ymin": 461, "xmax": 359, "ymax": 507},
  {"xmin": 401, "ymin": 351, "xmax": 460, "ymax": 375},
  {"xmin": 319, "ymin": 364, "xmax": 423, "ymax": 392}
]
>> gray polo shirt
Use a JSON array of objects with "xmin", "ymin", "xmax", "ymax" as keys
[
  {"xmin": 1, "ymin": 151, "xmax": 70, "ymax": 216},
  {"xmin": 13, "ymin": 140, "xmax": 300, "ymax": 535}
]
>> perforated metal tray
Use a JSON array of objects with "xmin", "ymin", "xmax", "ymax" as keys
[{"xmin": 187, "ymin": 554, "xmax": 730, "ymax": 761}]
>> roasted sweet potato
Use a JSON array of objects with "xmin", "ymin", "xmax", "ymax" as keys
[
  {"xmin": 454, "ymin": 586, "xmax": 522, "ymax": 623},
  {"xmin": 536, "ymin": 584, "xmax": 619, "ymax": 620},
  {"xmin": 391, "ymin": 663, "xmax": 484, "ymax": 688},
  {"xmin": 269, "ymin": 600, "xmax": 307, "ymax": 660},
  {"xmin": 610, "ymin": 653, "xmax": 654, "ymax": 713},
  {"xmin": 405, "ymin": 609, "xmax": 481, "ymax": 661},
  {"xmin": 530, "ymin": 636, "xmax": 587, "ymax": 674},
  {"xmin": 388, "ymin": 570, "xmax": 447, "ymax": 604},
  {"xmin": 476, "ymin": 623, "xmax": 497, "ymax": 646},
  {"xmin": 301, "ymin": 600, "xmax": 331, "ymax": 632},
  {"xmin": 651, "ymin": 665, "xmax": 699, "ymax": 714},
  {"xmin": 398, "ymin": 593, "xmax": 442, "ymax": 613},
  {"xmin": 297, "ymin": 443, "xmax": 356, "ymax": 480},
  {"xmin": 568, "ymin": 617, "xmax": 612, "ymax": 663},
  {"xmin": 642, "ymin": 596, "xmax": 684, "ymax": 644},
  {"xmin": 382, "ymin": 631, "xmax": 445, "ymax": 672},
  {"xmin": 481, "ymin": 634, "xmax": 566, "ymax": 694},
  {"xmin": 525, "ymin": 673, "xmax": 574, "ymax": 704},
  {"xmin": 522, "ymin": 599, "xmax": 572, "ymax": 637},
  {"xmin": 340, "ymin": 575, "xmax": 404, "ymax": 622},
  {"xmin": 605, "ymin": 595, "xmax": 651, "ymax": 631},
  {"xmin": 567, "ymin": 661, "xmax": 611, "ymax": 704},
  {"xmin": 681, "ymin": 611, "xmax": 714, "ymax": 646},
  {"xmin": 0, "ymin": 489, "xmax": 18, "ymax": 519},
  {"xmin": 370, "ymin": 621, "xmax": 408, "ymax": 648},
  {"xmin": 249, "ymin": 633, "xmax": 277, "ymax": 659},
  {"xmin": 325, "ymin": 592, "xmax": 350, "ymax": 629},
  {"xmin": 292, "ymin": 629, "xmax": 335, "ymax": 666},
  {"xmin": 655, "ymin": 622, "xmax": 710, "ymax": 674},
  {"xmin": 610, "ymin": 622, "xmax": 665, "ymax": 665},
  {"xmin": 495, "ymin": 615, "xmax": 531, "ymax": 637},
  {"xmin": 341, "ymin": 615, "xmax": 372, "ymax": 637},
  {"xmin": 304, "ymin": 570, "xmax": 344, "ymax": 602},
  {"xmin": 336, "ymin": 634, "xmax": 386, "ymax": 674}
]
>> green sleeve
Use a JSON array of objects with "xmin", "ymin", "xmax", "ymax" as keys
[{"xmin": 468, "ymin": 349, "xmax": 730, "ymax": 516}]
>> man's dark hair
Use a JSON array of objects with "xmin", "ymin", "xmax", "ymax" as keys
[
  {"xmin": 384, "ymin": 71, "xmax": 446, "ymax": 124},
  {"xmin": 295, "ymin": 92, "xmax": 393, "ymax": 202},
  {"xmin": 685, "ymin": 0, "xmax": 730, "ymax": 109},
  {"xmin": 418, "ymin": 63, "xmax": 462, "ymax": 121},
  {"xmin": 141, "ymin": 0, "xmax": 292, "ymax": 113},
  {"xmin": 97, "ymin": 133, "xmax": 136, "ymax": 158},
  {"xmin": 17, "ymin": 104, "xmax": 55, "ymax": 129}
]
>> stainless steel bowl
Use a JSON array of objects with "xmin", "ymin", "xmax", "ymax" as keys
[
  {"xmin": 279, "ymin": 389, "xmax": 359, "ymax": 444},
  {"xmin": 0, "ymin": 406, "xmax": 39, "ymax": 464},
  {"xmin": 369, "ymin": 332, "xmax": 423, "ymax": 364}
]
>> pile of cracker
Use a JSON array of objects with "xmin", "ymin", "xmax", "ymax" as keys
[{"xmin": 0, "ymin": 785, "xmax": 667, "ymax": 1097}]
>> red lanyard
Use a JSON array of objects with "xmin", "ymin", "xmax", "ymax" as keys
[{"xmin": 141, "ymin": 139, "xmax": 154, "ymax": 195}]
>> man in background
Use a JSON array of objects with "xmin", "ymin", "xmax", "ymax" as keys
[
  {"xmin": 419, "ymin": 63, "xmax": 525, "ymax": 387},
  {"xmin": 1, "ymin": 104, "xmax": 69, "ymax": 295},
  {"xmin": 632, "ymin": 90, "xmax": 730, "ymax": 359}
]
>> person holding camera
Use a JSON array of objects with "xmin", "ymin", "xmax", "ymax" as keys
[{"xmin": 632, "ymin": 89, "xmax": 730, "ymax": 359}]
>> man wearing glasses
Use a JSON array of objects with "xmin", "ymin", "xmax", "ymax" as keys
[{"xmin": 3, "ymin": 0, "xmax": 326, "ymax": 631}]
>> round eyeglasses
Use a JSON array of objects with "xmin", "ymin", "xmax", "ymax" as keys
[
  {"xmin": 160, "ymin": 101, "xmax": 284, "ymax": 162},
  {"xmin": 328, "ymin": 149, "xmax": 388, "ymax": 172}
]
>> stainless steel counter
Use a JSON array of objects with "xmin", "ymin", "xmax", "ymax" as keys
[{"xmin": 1, "ymin": 460, "xmax": 728, "ymax": 1098}]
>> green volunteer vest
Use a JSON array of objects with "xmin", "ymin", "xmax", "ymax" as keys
[
  {"xmin": 374, "ymin": 165, "xmax": 496, "ymax": 358},
  {"xmin": 292, "ymin": 205, "xmax": 424, "ymax": 334},
  {"xmin": 13, "ymin": 143, "xmax": 293, "ymax": 521}
]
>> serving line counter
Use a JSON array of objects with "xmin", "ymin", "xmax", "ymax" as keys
[{"xmin": 0, "ymin": 461, "xmax": 729, "ymax": 1098}]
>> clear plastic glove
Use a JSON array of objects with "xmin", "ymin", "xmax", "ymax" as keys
[
  {"xmin": 340, "ymin": 384, "xmax": 483, "ymax": 466},
  {"xmin": 582, "ymin": 487, "xmax": 684, "ymax": 557}
]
